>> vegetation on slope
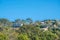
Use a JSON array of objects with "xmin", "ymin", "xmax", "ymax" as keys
[{"xmin": 0, "ymin": 18, "xmax": 60, "ymax": 40}]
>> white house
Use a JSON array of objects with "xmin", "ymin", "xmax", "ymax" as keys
[{"xmin": 40, "ymin": 25, "xmax": 48, "ymax": 31}]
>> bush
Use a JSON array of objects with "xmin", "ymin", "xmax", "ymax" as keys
[
  {"xmin": 17, "ymin": 33, "xmax": 30, "ymax": 40},
  {"xmin": 0, "ymin": 32, "xmax": 8, "ymax": 40}
]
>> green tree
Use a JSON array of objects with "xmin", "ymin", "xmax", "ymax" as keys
[
  {"xmin": 31, "ymin": 35, "xmax": 39, "ymax": 40},
  {"xmin": 17, "ymin": 34, "xmax": 30, "ymax": 40},
  {"xmin": 40, "ymin": 31, "xmax": 58, "ymax": 40},
  {"xmin": 26, "ymin": 18, "xmax": 33, "ymax": 24},
  {"xmin": 0, "ymin": 32, "xmax": 8, "ymax": 40},
  {"xmin": 0, "ymin": 18, "xmax": 11, "ymax": 27}
]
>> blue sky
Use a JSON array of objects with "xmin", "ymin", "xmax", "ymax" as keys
[{"xmin": 0, "ymin": 0, "xmax": 60, "ymax": 21}]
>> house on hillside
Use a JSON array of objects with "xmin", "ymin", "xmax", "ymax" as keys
[
  {"xmin": 40, "ymin": 25, "xmax": 48, "ymax": 31},
  {"xmin": 41, "ymin": 21, "xmax": 45, "ymax": 24},
  {"xmin": 13, "ymin": 22, "xmax": 23, "ymax": 28}
]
